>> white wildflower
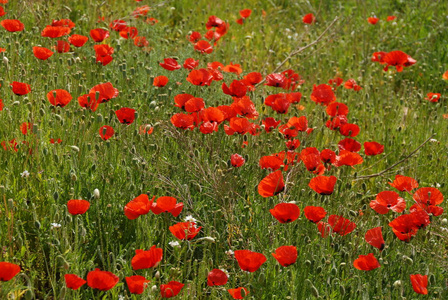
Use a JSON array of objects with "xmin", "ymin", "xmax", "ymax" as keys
[
  {"xmin": 184, "ymin": 215, "xmax": 197, "ymax": 223},
  {"xmin": 169, "ymin": 241, "xmax": 181, "ymax": 248},
  {"xmin": 51, "ymin": 223, "xmax": 62, "ymax": 229},
  {"xmin": 20, "ymin": 170, "xmax": 30, "ymax": 178}
]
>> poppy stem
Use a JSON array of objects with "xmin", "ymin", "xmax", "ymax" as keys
[{"xmin": 354, "ymin": 134, "xmax": 435, "ymax": 180}]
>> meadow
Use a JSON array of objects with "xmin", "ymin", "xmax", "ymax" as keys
[{"xmin": 0, "ymin": 0, "xmax": 447, "ymax": 299}]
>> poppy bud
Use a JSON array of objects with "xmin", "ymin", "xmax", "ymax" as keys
[
  {"xmin": 441, "ymin": 218, "xmax": 447, "ymax": 225},
  {"xmin": 70, "ymin": 145, "xmax": 80, "ymax": 152},
  {"xmin": 402, "ymin": 255, "xmax": 413, "ymax": 264},
  {"xmin": 151, "ymin": 285, "xmax": 158, "ymax": 292},
  {"xmin": 393, "ymin": 280, "xmax": 402, "ymax": 288},
  {"xmin": 155, "ymin": 271, "xmax": 160, "ymax": 279},
  {"xmin": 3, "ymin": 56, "xmax": 9, "ymax": 64},
  {"xmin": 53, "ymin": 192, "xmax": 59, "ymax": 200},
  {"xmin": 93, "ymin": 189, "xmax": 100, "ymax": 199},
  {"xmin": 34, "ymin": 221, "xmax": 41, "ymax": 229}
]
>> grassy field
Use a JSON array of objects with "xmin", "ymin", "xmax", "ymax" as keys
[{"xmin": 0, "ymin": 0, "xmax": 447, "ymax": 299}]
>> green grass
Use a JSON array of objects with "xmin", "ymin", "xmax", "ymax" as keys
[{"xmin": 0, "ymin": 0, "xmax": 447, "ymax": 299}]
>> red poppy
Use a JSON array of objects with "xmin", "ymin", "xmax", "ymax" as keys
[
  {"xmin": 326, "ymin": 115, "xmax": 347, "ymax": 130},
  {"xmin": 344, "ymin": 79, "xmax": 362, "ymax": 91},
  {"xmin": 50, "ymin": 138, "xmax": 62, "ymax": 144},
  {"xmin": 382, "ymin": 50, "xmax": 416, "ymax": 72},
  {"xmin": 133, "ymin": 36, "xmax": 149, "ymax": 47},
  {"xmin": 0, "ymin": 99, "xmax": 4, "ymax": 111},
  {"xmin": 90, "ymin": 28, "xmax": 109, "ymax": 42},
  {"xmin": 115, "ymin": 107, "xmax": 136, "ymax": 124},
  {"xmin": 64, "ymin": 274, "xmax": 86, "ymax": 290},
  {"xmin": 311, "ymin": 84, "xmax": 336, "ymax": 106},
  {"xmin": 309, "ymin": 176, "xmax": 337, "ymax": 195},
  {"xmin": 365, "ymin": 227, "xmax": 385, "ymax": 251},
  {"xmin": 41, "ymin": 26, "xmax": 70, "ymax": 38},
  {"xmin": 131, "ymin": 245, "xmax": 163, "ymax": 270},
  {"xmin": 33, "ymin": 46, "xmax": 54, "ymax": 60},
  {"xmin": 183, "ymin": 58, "xmax": 199, "ymax": 70},
  {"xmin": 94, "ymin": 44, "xmax": 114, "ymax": 61},
  {"xmin": 20, "ymin": 122, "xmax": 32, "ymax": 135},
  {"xmin": 234, "ymin": 250, "xmax": 267, "ymax": 272},
  {"xmin": 67, "ymin": 199, "xmax": 90, "ymax": 215},
  {"xmin": 151, "ymin": 196, "xmax": 183, "ymax": 217},
  {"xmin": 160, "ymin": 281, "xmax": 184, "ymax": 298},
  {"xmin": 353, "ymin": 253, "xmax": 380, "ymax": 271},
  {"xmin": 285, "ymin": 139, "xmax": 300, "ymax": 150},
  {"xmin": 339, "ymin": 123, "xmax": 360, "ymax": 137},
  {"xmin": 160, "ymin": 58, "xmax": 181, "ymax": 71},
  {"xmin": 47, "ymin": 89, "xmax": 72, "ymax": 107},
  {"xmin": 425, "ymin": 93, "xmax": 441, "ymax": 103},
  {"xmin": 99, "ymin": 125, "xmax": 114, "ymax": 141},
  {"xmin": 387, "ymin": 16, "xmax": 397, "ymax": 21},
  {"xmin": 68, "ymin": 34, "xmax": 88, "ymax": 47},
  {"xmin": 169, "ymin": 221, "xmax": 201, "ymax": 240},
  {"xmin": 334, "ymin": 150, "xmax": 364, "ymax": 167},
  {"xmin": 126, "ymin": 275, "xmax": 150, "ymax": 294},
  {"xmin": 222, "ymin": 80, "xmax": 247, "ymax": 98},
  {"xmin": 371, "ymin": 51, "xmax": 387, "ymax": 64},
  {"xmin": 0, "ymin": 7, "xmax": 5, "ymax": 17},
  {"xmin": 124, "ymin": 194, "xmax": 153, "ymax": 220},
  {"xmin": 171, "ymin": 113, "xmax": 195, "ymax": 130},
  {"xmin": 174, "ymin": 94, "xmax": 194, "ymax": 110},
  {"xmin": 51, "ymin": 19, "xmax": 75, "ymax": 28},
  {"xmin": 264, "ymin": 93, "xmax": 291, "ymax": 114},
  {"xmin": 86, "ymin": 269, "xmax": 119, "ymax": 291},
  {"xmin": 364, "ymin": 141, "xmax": 384, "ymax": 156},
  {"xmin": 132, "ymin": 5, "xmax": 150, "ymax": 18},
  {"xmin": 119, "ymin": 26, "xmax": 138, "ymax": 39},
  {"xmin": 369, "ymin": 191, "xmax": 406, "ymax": 214},
  {"xmin": 413, "ymin": 187, "xmax": 443, "ymax": 206},
  {"xmin": 262, "ymin": 117, "xmax": 281, "ymax": 132},
  {"xmin": 410, "ymin": 274, "xmax": 428, "ymax": 295},
  {"xmin": 303, "ymin": 13, "xmax": 315, "ymax": 24},
  {"xmin": 78, "ymin": 93, "xmax": 99, "ymax": 111},
  {"xmin": 338, "ymin": 138, "xmax": 361, "ymax": 152},
  {"xmin": 326, "ymin": 102, "xmax": 349, "ymax": 116},
  {"xmin": 194, "ymin": 40, "xmax": 213, "ymax": 54},
  {"xmin": 388, "ymin": 211, "xmax": 430, "ymax": 242},
  {"xmin": 1, "ymin": 19, "xmax": 25, "ymax": 32},
  {"xmin": 328, "ymin": 215, "xmax": 356, "ymax": 236},
  {"xmin": 388, "ymin": 175, "xmax": 418, "ymax": 192},
  {"xmin": 154, "ymin": 75, "xmax": 169, "ymax": 87},
  {"xmin": 258, "ymin": 170, "xmax": 285, "ymax": 197},
  {"xmin": 320, "ymin": 149, "xmax": 336, "ymax": 164},
  {"xmin": 269, "ymin": 203, "xmax": 300, "ymax": 223},
  {"xmin": 228, "ymin": 287, "xmax": 249, "ymax": 299},
  {"xmin": 265, "ymin": 73, "xmax": 287, "ymax": 88},
  {"xmin": 328, "ymin": 77, "xmax": 344, "ymax": 88},
  {"xmin": 11, "ymin": 81, "xmax": 31, "ymax": 95},
  {"xmin": 230, "ymin": 153, "xmax": 245, "ymax": 167},
  {"xmin": 90, "ymin": 82, "xmax": 119, "ymax": 103},
  {"xmin": 272, "ymin": 245, "xmax": 297, "ymax": 267},
  {"xmin": 367, "ymin": 17, "xmax": 379, "ymax": 25},
  {"xmin": 56, "ymin": 40, "xmax": 70, "ymax": 53},
  {"xmin": 304, "ymin": 206, "xmax": 327, "ymax": 223},
  {"xmin": 242, "ymin": 72, "xmax": 263, "ymax": 90},
  {"xmin": 0, "ymin": 262, "xmax": 21, "ymax": 281},
  {"xmin": 207, "ymin": 269, "xmax": 228, "ymax": 286},
  {"xmin": 187, "ymin": 69, "xmax": 213, "ymax": 86},
  {"xmin": 236, "ymin": 9, "xmax": 252, "ymax": 24}
]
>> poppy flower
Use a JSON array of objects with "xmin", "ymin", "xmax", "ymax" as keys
[
  {"xmin": 388, "ymin": 211, "xmax": 429, "ymax": 242},
  {"xmin": 89, "ymin": 82, "xmax": 119, "ymax": 103},
  {"xmin": 154, "ymin": 75, "xmax": 169, "ymax": 87},
  {"xmin": 222, "ymin": 62, "xmax": 243, "ymax": 75},
  {"xmin": 1, "ymin": 19, "xmax": 25, "ymax": 32},
  {"xmin": 131, "ymin": 245, "xmax": 163, "ymax": 270},
  {"xmin": 52, "ymin": 19, "xmax": 75, "ymax": 28},
  {"xmin": 124, "ymin": 194, "xmax": 153, "ymax": 220},
  {"xmin": 90, "ymin": 28, "xmax": 109, "ymax": 42},
  {"xmin": 258, "ymin": 170, "xmax": 285, "ymax": 197},
  {"xmin": 339, "ymin": 123, "xmax": 360, "ymax": 137},
  {"xmin": 265, "ymin": 73, "xmax": 287, "ymax": 88},
  {"xmin": 413, "ymin": 187, "xmax": 443, "ymax": 206},
  {"xmin": 443, "ymin": 70, "xmax": 448, "ymax": 80},
  {"xmin": 365, "ymin": 227, "xmax": 385, "ymax": 251},
  {"xmin": 410, "ymin": 274, "xmax": 428, "ymax": 295},
  {"xmin": 369, "ymin": 191, "xmax": 406, "ymax": 214},
  {"xmin": 310, "ymin": 84, "xmax": 336, "ymax": 106},
  {"xmin": 64, "ymin": 274, "xmax": 86, "ymax": 290},
  {"xmin": 222, "ymin": 80, "xmax": 247, "ymax": 98},
  {"xmin": 304, "ymin": 206, "xmax": 327, "ymax": 223},
  {"xmin": 328, "ymin": 77, "xmax": 344, "ymax": 88},
  {"xmin": 194, "ymin": 40, "xmax": 213, "ymax": 54},
  {"xmin": 234, "ymin": 250, "xmax": 267, "ymax": 272},
  {"xmin": 269, "ymin": 203, "xmax": 300, "ymax": 223},
  {"xmin": 169, "ymin": 221, "xmax": 201, "ymax": 240},
  {"xmin": 309, "ymin": 176, "xmax": 337, "ymax": 195},
  {"xmin": 115, "ymin": 107, "xmax": 136, "ymax": 124},
  {"xmin": 303, "ymin": 13, "xmax": 315, "ymax": 24},
  {"xmin": 344, "ymin": 79, "xmax": 362, "ymax": 91},
  {"xmin": 230, "ymin": 154, "xmax": 245, "ymax": 167},
  {"xmin": 33, "ymin": 46, "xmax": 54, "ymax": 60},
  {"xmin": 56, "ymin": 40, "xmax": 70, "ymax": 53},
  {"xmin": 353, "ymin": 253, "xmax": 380, "ymax": 271},
  {"xmin": 242, "ymin": 72, "xmax": 263, "ymax": 90},
  {"xmin": 160, "ymin": 281, "xmax": 184, "ymax": 298},
  {"xmin": 50, "ymin": 138, "xmax": 62, "ymax": 144},
  {"xmin": 236, "ymin": 9, "xmax": 252, "ymax": 25},
  {"xmin": 126, "ymin": 275, "xmax": 150, "ymax": 294},
  {"xmin": 160, "ymin": 58, "xmax": 181, "ymax": 71},
  {"xmin": 382, "ymin": 50, "xmax": 416, "ymax": 72},
  {"xmin": 151, "ymin": 196, "xmax": 183, "ymax": 217},
  {"xmin": 171, "ymin": 113, "xmax": 195, "ymax": 130},
  {"xmin": 0, "ymin": 99, "xmax": 4, "ymax": 111},
  {"xmin": 285, "ymin": 139, "xmax": 300, "ymax": 150},
  {"xmin": 364, "ymin": 141, "xmax": 384, "ymax": 156},
  {"xmin": 174, "ymin": 94, "xmax": 194, "ymax": 110},
  {"xmin": 188, "ymin": 31, "xmax": 201, "ymax": 43},
  {"xmin": 41, "ymin": 26, "xmax": 70, "ymax": 38},
  {"xmin": 326, "ymin": 102, "xmax": 349, "ymax": 117},
  {"xmin": 264, "ymin": 93, "xmax": 291, "ymax": 114},
  {"xmin": 262, "ymin": 117, "xmax": 281, "ymax": 132},
  {"xmin": 228, "ymin": 287, "xmax": 249, "ymax": 299},
  {"xmin": 11, "ymin": 81, "xmax": 31, "ymax": 95},
  {"xmin": 272, "ymin": 245, "xmax": 297, "ymax": 267},
  {"xmin": 78, "ymin": 93, "xmax": 100, "ymax": 111},
  {"xmin": 183, "ymin": 58, "xmax": 199, "ymax": 70},
  {"xmin": 94, "ymin": 44, "xmax": 114, "ymax": 66},
  {"xmin": 47, "ymin": 89, "xmax": 72, "ymax": 107},
  {"xmin": 99, "ymin": 125, "xmax": 114, "ymax": 141},
  {"xmin": 86, "ymin": 269, "xmax": 119, "ymax": 291},
  {"xmin": 367, "ymin": 17, "xmax": 379, "ymax": 25},
  {"xmin": 388, "ymin": 175, "xmax": 418, "ymax": 192},
  {"xmin": 328, "ymin": 215, "xmax": 356, "ymax": 236},
  {"xmin": 0, "ymin": 7, "xmax": 5, "ymax": 17},
  {"xmin": 68, "ymin": 34, "xmax": 88, "ymax": 47},
  {"xmin": 186, "ymin": 69, "xmax": 213, "ymax": 86},
  {"xmin": 425, "ymin": 93, "xmax": 441, "ymax": 103},
  {"xmin": 67, "ymin": 199, "xmax": 90, "ymax": 215},
  {"xmin": 0, "ymin": 262, "xmax": 21, "ymax": 281},
  {"xmin": 207, "ymin": 269, "xmax": 228, "ymax": 286},
  {"xmin": 317, "ymin": 221, "xmax": 332, "ymax": 238},
  {"xmin": 119, "ymin": 26, "xmax": 138, "ymax": 39},
  {"xmin": 386, "ymin": 16, "xmax": 396, "ymax": 21},
  {"xmin": 320, "ymin": 149, "xmax": 336, "ymax": 164},
  {"xmin": 20, "ymin": 122, "xmax": 32, "ymax": 135}
]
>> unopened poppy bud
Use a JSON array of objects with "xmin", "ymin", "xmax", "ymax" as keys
[
  {"xmin": 155, "ymin": 271, "xmax": 160, "ymax": 279},
  {"xmin": 13, "ymin": 101, "xmax": 20, "ymax": 106},
  {"xmin": 93, "ymin": 189, "xmax": 100, "ymax": 199},
  {"xmin": 71, "ymin": 173, "xmax": 77, "ymax": 181},
  {"xmin": 393, "ymin": 280, "xmax": 402, "ymax": 288},
  {"xmin": 70, "ymin": 145, "xmax": 80, "ymax": 152},
  {"xmin": 198, "ymin": 236, "xmax": 215, "ymax": 243},
  {"xmin": 402, "ymin": 255, "xmax": 413, "ymax": 264},
  {"xmin": 3, "ymin": 56, "xmax": 9, "ymax": 64},
  {"xmin": 151, "ymin": 285, "xmax": 158, "ymax": 292},
  {"xmin": 441, "ymin": 218, "xmax": 447, "ymax": 225}
]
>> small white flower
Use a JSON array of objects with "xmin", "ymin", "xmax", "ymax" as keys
[
  {"xmin": 225, "ymin": 249, "xmax": 234, "ymax": 256},
  {"xmin": 184, "ymin": 215, "xmax": 197, "ymax": 223},
  {"xmin": 51, "ymin": 223, "xmax": 62, "ymax": 229},
  {"xmin": 118, "ymin": 295, "xmax": 125, "ymax": 300},
  {"xmin": 169, "ymin": 241, "xmax": 181, "ymax": 248},
  {"xmin": 429, "ymin": 139, "xmax": 438, "ymax": 143},
  {"xmin": 20, "ymin": 170, "xmax": 30, "ymax": 178}
]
